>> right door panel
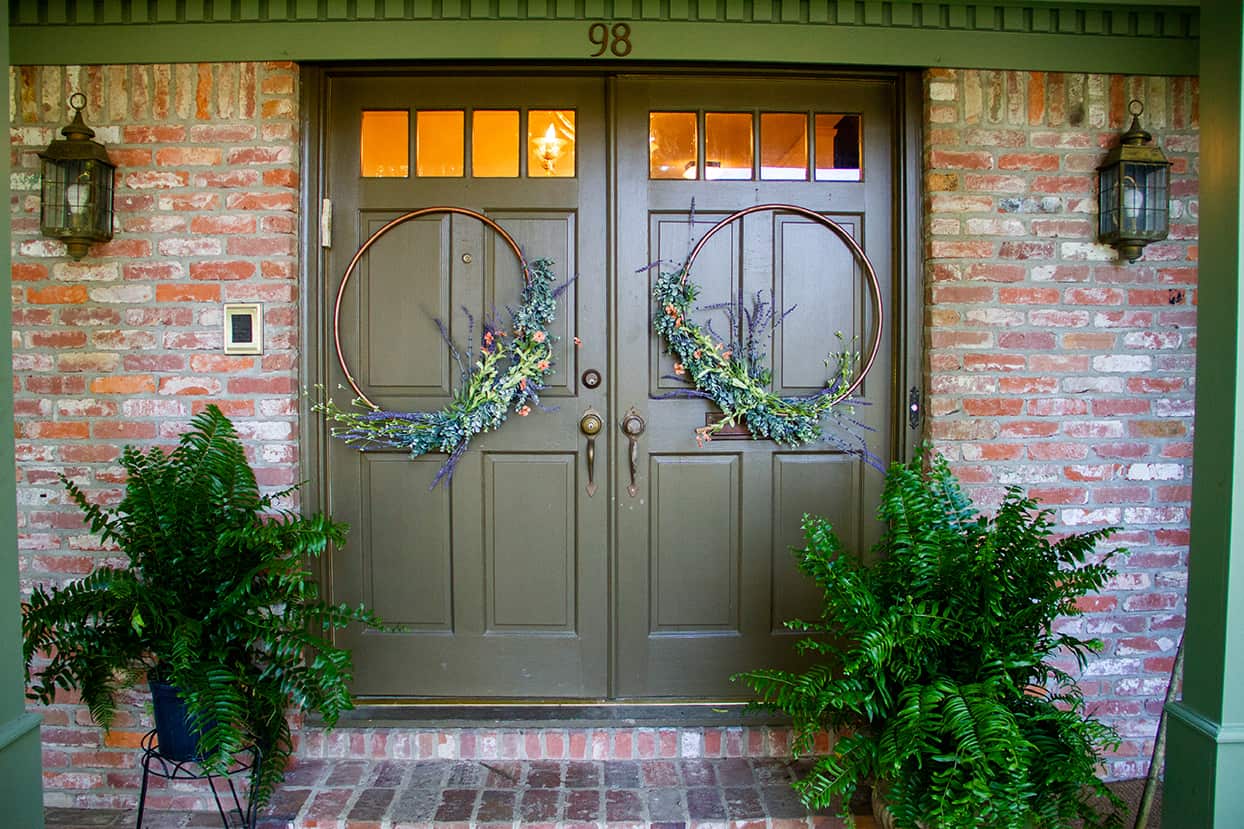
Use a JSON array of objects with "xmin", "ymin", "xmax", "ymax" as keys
[{"xmin": 614, "ymin": 77, "xmax": 897, "ymax": 697}]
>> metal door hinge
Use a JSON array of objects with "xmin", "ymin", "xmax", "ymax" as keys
[
  {"xmin": 320, "ymin": 198, "xmax": 333, "ymax": 248},
  {"xmin": 908, "ymin": 386, "xmax": 922, "ymax": 430}
]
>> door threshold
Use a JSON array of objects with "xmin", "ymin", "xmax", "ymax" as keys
[{"xmin": 322, "ymin": 700, "xmax": 789, "ymax": 728}]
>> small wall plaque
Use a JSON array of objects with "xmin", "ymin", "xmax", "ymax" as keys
[{"xmin": 223, "ymin": 303, "xmax": 263, "ymax": 355}]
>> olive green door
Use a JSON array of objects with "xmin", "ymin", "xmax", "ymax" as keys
[
  {"xmin": 322, "ymin": 72, "xmax": 897, "ymax": 699},
  {"xmin": 324, "ymin": 74, "xmax": 609, "ymax": 696},
  {"xmin": 613, "ymin": 76, "xmax": 894, "ymax": 696}
]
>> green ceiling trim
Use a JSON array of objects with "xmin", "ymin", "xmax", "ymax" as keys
[{"xmin": 8, "ymin": 1, "xmax": 1198, "ymax": 74}]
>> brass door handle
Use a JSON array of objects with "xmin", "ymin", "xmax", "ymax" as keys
[
  {"xmin": 580, "ymin": 411, "xmax": 603, "ymax": 497},
  {"xmin": 621, "ymin": 409, "xmax": 645, "ymax": 498}
]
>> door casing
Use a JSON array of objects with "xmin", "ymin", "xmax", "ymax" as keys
[{"xmin": 299, "ymin": 64, "xmax": 926, "ymax": 703}]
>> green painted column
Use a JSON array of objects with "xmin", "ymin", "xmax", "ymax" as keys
[
  {"xmin": 0, "ymin": 2, "xmax": 46, "ymax": 825},
  {"xmin": 1164, "ymin": 2, "xmax": 1244, "ymax": 826}
]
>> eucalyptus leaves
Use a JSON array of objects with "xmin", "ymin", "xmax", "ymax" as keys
[
  {"xmin": 316, "ymin": 258, "xmax": 567, "ymax": 487},
  {"xmin": 652, "ymin": 265, "xmax": 877, "ymax": 465}
]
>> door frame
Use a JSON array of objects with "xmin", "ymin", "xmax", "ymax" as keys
[{"xmin": 298, "ymin": 63, "xmax": 925, "ymax": 703}]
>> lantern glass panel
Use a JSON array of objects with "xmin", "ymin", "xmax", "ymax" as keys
[
  {"xmin": 39, "ymin": 157, "xmax": 70, "ymax": 233},
  {"xmin": 1098, "ymin": 162, "xmax": 1119, "ymax": 238},
  {"xmin": 1121, "ymin": 161, "xmax": 1169, "ymax": 239}
]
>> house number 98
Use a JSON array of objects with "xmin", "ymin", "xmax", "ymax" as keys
[{"xmin": 588, "ymin": 22, "xmax": 633, "ymax": 57}]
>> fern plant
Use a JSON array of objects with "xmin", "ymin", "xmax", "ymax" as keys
[
  {"xmin": 22, "ymin": 404, "xmax": 385, "ymax": 809},
  {"xmin": 736, "ymin": 452, "xmax": 1125, "ymax": 829}
]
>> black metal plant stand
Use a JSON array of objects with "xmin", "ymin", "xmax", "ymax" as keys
[{"xmin": 135, "ymin": 729, "xmax": 261, "ymax": 828}]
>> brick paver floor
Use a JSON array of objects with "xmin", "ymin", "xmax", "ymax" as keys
[
  {"xmin": 43, "ymin": 757, "xmax": 875, "ymax": 828},
  {"xmin": 42, "ymin": 761, "xmax": 1160, "ymax": 828}
]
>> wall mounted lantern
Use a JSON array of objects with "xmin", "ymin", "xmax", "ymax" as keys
[
  {"xmin": 38, "ymin": 93, "xmax": 115, "ymax": 260},
  {"xmin": 1097, "ymin": 100, "xmax": 1171, "ymax": 263}
]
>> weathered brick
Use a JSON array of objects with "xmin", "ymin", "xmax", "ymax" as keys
[{"xmin": 925, "ymin": 69, "xmax": 1197, "ymax": 786}]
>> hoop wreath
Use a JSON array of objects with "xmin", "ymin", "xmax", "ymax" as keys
[
  {"xmin": 316, "ymin": 207, "xmax": 567, "ymax": 487},
  {"xmin": 653, "ymin": 203, "xmax": 884, "ymax": 454}
]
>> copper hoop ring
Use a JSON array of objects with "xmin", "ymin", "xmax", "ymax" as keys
[
  {"xmin": 333, "ymin": 207, "xmax": 528, "ymax": 409},
  {"xmin": 682, "ymin": 203, "xmax": 883, "ymax": 402}
]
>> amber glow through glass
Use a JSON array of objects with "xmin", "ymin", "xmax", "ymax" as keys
[
  {"xmin": 473, "ymin": 110, "xmax": 520, "ymax": 177},
  {"xmin": 649, "ymin": 112, "xmax": 698, "ymax": 179},
  {"xmin": 360, "ymin": 110, "xmax": 410, "ymax": 178},
  {"xmin": 705, "ymin": 112, "xmax": 753, "ymax": 180},
  {"xmin": 527, "ymin": 110, "xmax": 576, "ymax": 177},
  {"xmin": 416, "ymin": 110, "xmax": 465, "ymax": 177}
]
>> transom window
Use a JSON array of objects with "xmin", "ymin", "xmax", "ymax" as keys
[
  {"xmin": 360, "ymin": 108, "xmax": 576, "ymax": 179},
  {"xmin": 648, "ymin": 111, "xmax": 861, "ymax": 181}
]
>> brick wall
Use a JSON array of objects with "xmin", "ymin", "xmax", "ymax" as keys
[
  {"xmin": 10, "ymin": 62, "xmax": 300, "ymax": 808},
  {"xmin": 11, "ymin": 62, "xmax": 1198, "ymax": 806},
  {"xmin": 924, "ymin": 69, "xmax": 1198, "ymax": 778}
]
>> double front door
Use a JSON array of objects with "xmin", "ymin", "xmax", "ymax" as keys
[{"xmin": 321, "ymin": 71, "xmax": 901, "ymax": 699}]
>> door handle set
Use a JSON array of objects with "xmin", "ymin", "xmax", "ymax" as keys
[
  {"xmin": 579, "ymin": 410, "xmax": 603, "ymax": 497},
  {"xmin": 621, "ymin": 408, "xmax": 646, "ymax": 498},
  {"xmin": 578, "ymin": 408, "xmax": 646, "ymax": 498}
]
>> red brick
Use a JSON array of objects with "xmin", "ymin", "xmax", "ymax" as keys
[
  {"xmin": 264, "ymin": 168, "xmax": 300, "ymax": 187},
  {"xmin": 89, "ymin": 375, "xmax": 157, "ymax": 395},
  {"xmin": 1000, "ymin": 420, "xmax": 1059, "ymax": 438},
  {"xmin": 124, "ymin": 354, "xmax": 186, "ymax": 372},
  {"xmin": 959, "ymin": 398, "xmax": 1020, "ymax": 416},
  {"xmin": 189, "ymin": 260, "xmax": 257, "ymax": 281},
  {"xmin": 227, "ymin": 235, "xmax": 296, "ymax": 256},
  {"xmin": 122, "ymin": 124, "xmax": 187, "ymax": 143},
  {"xmin": 29, "ymin": 331, "xmax": 88, "ymax": 348},
  {"xmin": 12, "ymin": 263, "xmax": 48, "ymax": 281},
  {"xmin": 26, "ymin": 421, "xmax": 90, "ymax": 440},
  {"xmin": 1027, "ymin": 443, "xmax": 1089, "ymax": 461},
  {"xmin": 929, "ymin": 150, "xmax": 994, "ymax": 170},
  {"xmin": 964, "ymin": 353, "xmax": 1025, "ymax": 372},
  {"xmin": 154, "ymin": 284, "xmax": 221, "ymax": 303},
  {"xmin": 1028, "ymin": 486, "xmax": 1087, "ymax": 505},
  {"xmin": 997, "ymin": 332, "xmax": 1056, "ymax": 351},
  {"xmin": 226, "ymin": 376, "xmax": 297, "ymax": 395},
  {"xmin": 1027, "ymin": 398, "xmax": 1088, "ymax": 417},
  {"xmin": 999, "ymin": 241, "xmax": 1057, "ymax": 260},
  {"xmin": 929, "ymin": 240, "xmax": 995, "ymax": 259},
  {"xmin": 27, "ymin": 285, "xmax": 88, "ymax": 304},
  {"xmin": 999, "ymin": 376, "xmax": 1059, "ymax": 394},
  {"xmin": 1093, "ymin": 399, "xmax": 1152, "ymax": 416},
  {"xmin": 997, "ymin": 152, "xmax": 1060, "ymax": 171},
  {"xmin": 192, "ymin": 169, "xmax": 261, "ymax": 188}
]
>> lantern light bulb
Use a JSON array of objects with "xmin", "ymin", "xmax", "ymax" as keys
[
  {"xmin": 1122, "ymin": 178, "xmax": 1145, "ymax": 226},
  {"xmin": 65, "ymin": 174, "xmax": 91, "ymax": 226}
]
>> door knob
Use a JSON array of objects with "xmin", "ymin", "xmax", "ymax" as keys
[
  {"xmin": 621, "ymin": 409, "xmax": 645, "ymax": 497},
  {"xmin": 580, "ymin": 411, "xmax": 603, "ymax": 497}
]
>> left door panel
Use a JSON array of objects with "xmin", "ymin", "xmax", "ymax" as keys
[{"xmin": 322, "ymin": 75, "xmax": 609, "ymax": 697}]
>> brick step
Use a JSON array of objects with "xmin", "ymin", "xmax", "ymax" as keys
[{"xmin": 295, "ymin": 723, "xmax": 830, "ymax": 764}]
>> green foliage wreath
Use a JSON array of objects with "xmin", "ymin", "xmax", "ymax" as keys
[
  {"xmin": 316, "ymin": 258, "xmax": 568, "ymax": 486},
  {"xmin": 652, "ymin": 265, "xmax": 877, "ymax": 466}
]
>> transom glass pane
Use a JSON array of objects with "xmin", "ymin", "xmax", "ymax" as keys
[
  {"xmin": 416, "ymin": 110, "xmax": 465, "ymax": 177},
  {"xmin": 649, "ymin": 112, "xmax": 698, "ymax": 179},
  {"xmin": 814, "ymin": 114, "xmax": 862, "ymax": 181},
  {"xmin": 473, "ymin": 110, "xmax": 519, "ymax": 178},
  {"xmin": 761, "ymin": 113, "xmax": 808, "ymax": 180},
  {"xmin": 705, "ymin": 112, "xmax": 753, "ymax": 180},
  {"xmin": 527, "ymin": 110, "xmax": 576, "ymax": 178},
  {"xmin": 361, "ymin": 110, "xmax": 409, "ymax": 178}
]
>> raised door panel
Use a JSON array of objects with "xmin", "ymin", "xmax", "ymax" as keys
[
  {"xmin": 365, "ymin": 454, "xmax": 454, "ymax": 630},
  {"xmin": 772, "ymin": 214, "xmax": 863, "ymax": 394},
  {"xmin": 485, "ymin": 453, "xmax": 578, "ymax": 633},
  {"xmin": 650, "ymin": 454, "xmax": 741, "ymax": 632},
  {"xmin": 770, "ymin": 454, "xmax": 860, "ymax": 632},
  {"xmin": 649, "ymin": 213, "xmax": 739, "ymax": 394},
  {"xmin": 491, "ymin": 212, "xmax": 577, "ymax": 395}
]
